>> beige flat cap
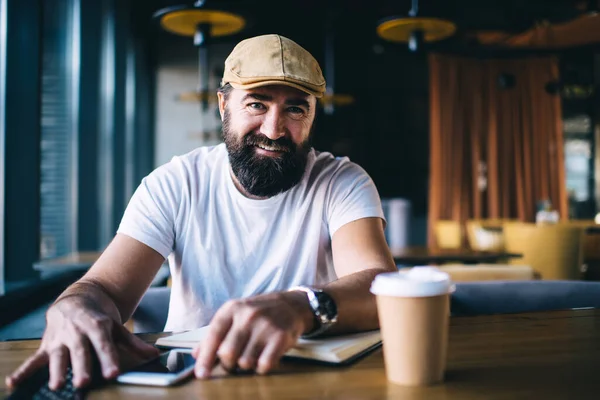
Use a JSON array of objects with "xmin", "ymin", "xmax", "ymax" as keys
[{"xmin": 221, "ymin": 34, "xmax": 326, "ymax": 98}]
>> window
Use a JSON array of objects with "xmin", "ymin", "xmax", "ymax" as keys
[
  {"xmin": 565, "ymin": 137, "xmax": 591, "ymax": 201},
  {"xmin": 560, "ymin": 55, "xmax": 596, "ymax": 219},
  {"xmin": 563, "ymin": 114, "xmax": 595, "ymax": 218},
  {"xmin": 0, "ymin": 0, "xmax": 155, "ymax": 291}
]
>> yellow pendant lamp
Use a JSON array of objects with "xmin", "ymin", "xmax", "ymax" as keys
[
  {"xmin": 153, "ymin": 0, "xmax": 247, "ymax": 110},
  {"xmin": 377, "ymin": 0, "xmax": 456, "ymax": 51}
]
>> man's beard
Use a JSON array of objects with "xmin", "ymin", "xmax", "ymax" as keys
[{"xmin": 222, "ymin": 109, "xmax": 311, "ymax": 198}]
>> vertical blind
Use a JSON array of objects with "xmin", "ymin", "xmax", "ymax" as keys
[{"xmin": 39, "ymin": 0, "xmax": 78, "ymax": 259}]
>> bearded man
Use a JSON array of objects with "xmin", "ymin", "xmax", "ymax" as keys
[{"xmin": 7, "ymin": 34, "xmax": 396, "ymax": 390}]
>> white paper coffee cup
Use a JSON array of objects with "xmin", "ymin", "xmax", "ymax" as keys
[{"xmin": 371, "ymin": 267, "xmax": 453, "ymax": 386}]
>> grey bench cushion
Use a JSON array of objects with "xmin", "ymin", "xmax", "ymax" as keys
[
  {"xmin": 132, "ymin": 287, "xmax": 171, "ymax": 333},
  {"xmin": 451, "ymin": 281, "xmax": 600, "ymax": 316},
  {"xmin": 132, "ymin": 281, "xmax": 600, "ymax": 332}
]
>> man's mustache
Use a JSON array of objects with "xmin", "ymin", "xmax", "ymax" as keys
[{"xmin": 243, "ymin": 133, "xmax": 295, "ymax": 153}]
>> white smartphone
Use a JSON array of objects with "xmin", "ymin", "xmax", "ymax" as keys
[{"xmin": 116, "ymin": 349, "xmax": 196, "ymax": 386}]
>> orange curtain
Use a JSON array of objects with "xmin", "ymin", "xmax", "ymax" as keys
[{"xmin": 428, "ymin": 54, "xmax": 567, "ymax": 246}]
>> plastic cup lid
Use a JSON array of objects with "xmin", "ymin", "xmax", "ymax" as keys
[{"xmin": 370, "ymin": 266, "xmax": 455, "ymax": 297}]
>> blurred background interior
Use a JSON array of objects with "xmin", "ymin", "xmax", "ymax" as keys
[{"xmin": 1, "ymin": 0, "xmax": 600, "ymax": 338}]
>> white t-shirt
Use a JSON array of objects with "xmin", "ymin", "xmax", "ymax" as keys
[{"xmin": 118, "ymin": 143, "xmax": 384, "ymax": 331}]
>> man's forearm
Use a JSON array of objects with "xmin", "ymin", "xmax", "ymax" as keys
[
  {"xmin": 321, "ymin": 268, "xmax": 387, "ymax": 334},
  {"xmin": 284, "ymin": 268, "xmax": 388, "ymax": 336},
  {"xmin": 54, "ymin": 279, "xmax": 124, "ymax": 324}
]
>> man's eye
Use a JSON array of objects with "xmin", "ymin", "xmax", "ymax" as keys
[
  {"xmin": 288, "ymin": 106, "xmax": 304, "ymax": 114},
  {"xmin": 248, "ymin": 103, "xmax": 265, "ymax": 110}
]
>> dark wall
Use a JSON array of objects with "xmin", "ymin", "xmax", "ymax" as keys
[
  {"xmin": 312, "ymin": 38, "xmax": 430, "ymax": 245},
  {"xmin": 146, "ymin": 2, "xmax": 432, "ymax": 245},
  {"xmin": 141, "ymin": 0, "xmax": 600, "ymax": 246}
]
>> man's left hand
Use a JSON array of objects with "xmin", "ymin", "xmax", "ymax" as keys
[{"xmin": 192, "ymin": 291, "xmax": 314, "ymax": 378}]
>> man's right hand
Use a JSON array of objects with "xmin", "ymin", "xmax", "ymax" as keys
[{"xmin": 5, "ymin": 296, "xmax": 159, "ymax": 391}]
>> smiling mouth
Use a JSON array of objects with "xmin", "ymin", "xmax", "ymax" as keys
[{"xmin": 254, "ymin": 144, "xmax": 288, "ymax": 153}]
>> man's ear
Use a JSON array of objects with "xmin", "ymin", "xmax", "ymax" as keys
[{"xmin": 217, "ymin": 92, "xmax": 225, "ymax": 120}]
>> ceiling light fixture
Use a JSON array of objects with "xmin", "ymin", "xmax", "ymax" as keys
[
  {"xmin": 153, "ymin": 0, "xmax": 247, "ymax": 111},
  {"xmin": 376, "ymin": 0, "xmax": 456, "ymax": 52}
]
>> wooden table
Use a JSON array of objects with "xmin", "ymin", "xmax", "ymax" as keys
[
  {"xmin": 392, "ymin": 246, "xmax": 522, "ymax": 265},
  {"xmin": 2, "ymin": 309, "xmax": 600, "ymax": 399}
]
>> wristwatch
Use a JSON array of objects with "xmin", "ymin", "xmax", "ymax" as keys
[{"xmin": 290, "ymin": 286, "xmax": 338, "ymax": 338}]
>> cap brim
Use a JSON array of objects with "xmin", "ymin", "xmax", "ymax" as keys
[{"xmin": 228, "ymin": 80, "xmax": 324, "ymax": 98}]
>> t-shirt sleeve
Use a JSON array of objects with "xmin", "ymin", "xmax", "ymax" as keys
[
  {"xmin": 117, "ymin": 160, "xmax": 183, "ymax": 259},
  {"xmin": 325, "ymin": 161, "xmax": 385, "ymax": 238}
]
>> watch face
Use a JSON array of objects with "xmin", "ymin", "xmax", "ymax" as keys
[{"xmin": 315, "ymin": 291, "xmax": 338, "ymax": 321}]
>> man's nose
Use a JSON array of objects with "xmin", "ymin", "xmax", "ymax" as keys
[{"xmin": 260, "ymin": 110, "xmax": 286, "ymax": 140}]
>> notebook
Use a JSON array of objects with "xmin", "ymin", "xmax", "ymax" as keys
[{"xmin": 155, "ymin": 327, "xmax": 382, "ymax": 365}]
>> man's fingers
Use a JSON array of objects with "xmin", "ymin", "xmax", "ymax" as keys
[
  {"xmin": 5, "ymin": 351, "xmax": 48, "ymax": 389},
  {"xmin": 237, "ymin": 333, "xmax": 265, "ymax": 371},
  {"xmin": 113, "ymin": 325, "xmax": 161, "ymax": 372},
  {"xmin": 216, "ymin": 326, "xmax": 251, "ymax": 371},
  {"xmin": 83, "ymin": 322, "xmax": 121, "ymax": 379},
  {"xmin": 195, "ymin": 316, "xmax": 232, "ymax": 379},
  {"xmin": 192, "ymin": 344, "xmax": 200, "ymax": 358},
  {"xmin": 256, "ymin": 335, "xmax": 289, "ymax": 375},
  {"xmin": 67, "ymin": 337, "xmax": 91, "ymax": 388},
  {"xmin": 48, "ymin": 347, "xmax": 69, "ymax": 391},
  {"xmin": 116, "ymin": 324, "xmax": 159, "ymax": 358}
]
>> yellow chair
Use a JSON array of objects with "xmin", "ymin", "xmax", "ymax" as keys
[
  {"xmin": 434, "ymin": 220, "xmax": 462, "ymax": 249},
  {"xmin": 465, "ymin": 219, "xmax": 505, "ymax": 251},
  {"xmin": 465, "ymin": 219, "xmax": 522, "ymax": 251},
  {"xmin": 439, "ymin": 264, "xmax": 535, "ymax": 282},
  {"xmin": 503, "ymin": 222, "xmax": 586, "ymax": 280}
]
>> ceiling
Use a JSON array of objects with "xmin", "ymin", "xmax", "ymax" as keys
[
  {"xmin": 141, "ymin": 1, "xmax": 597, "ymax": 32},
  {"xmin": 137, "ymin": 0, "xmax": 600, "ymax": 56}
]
